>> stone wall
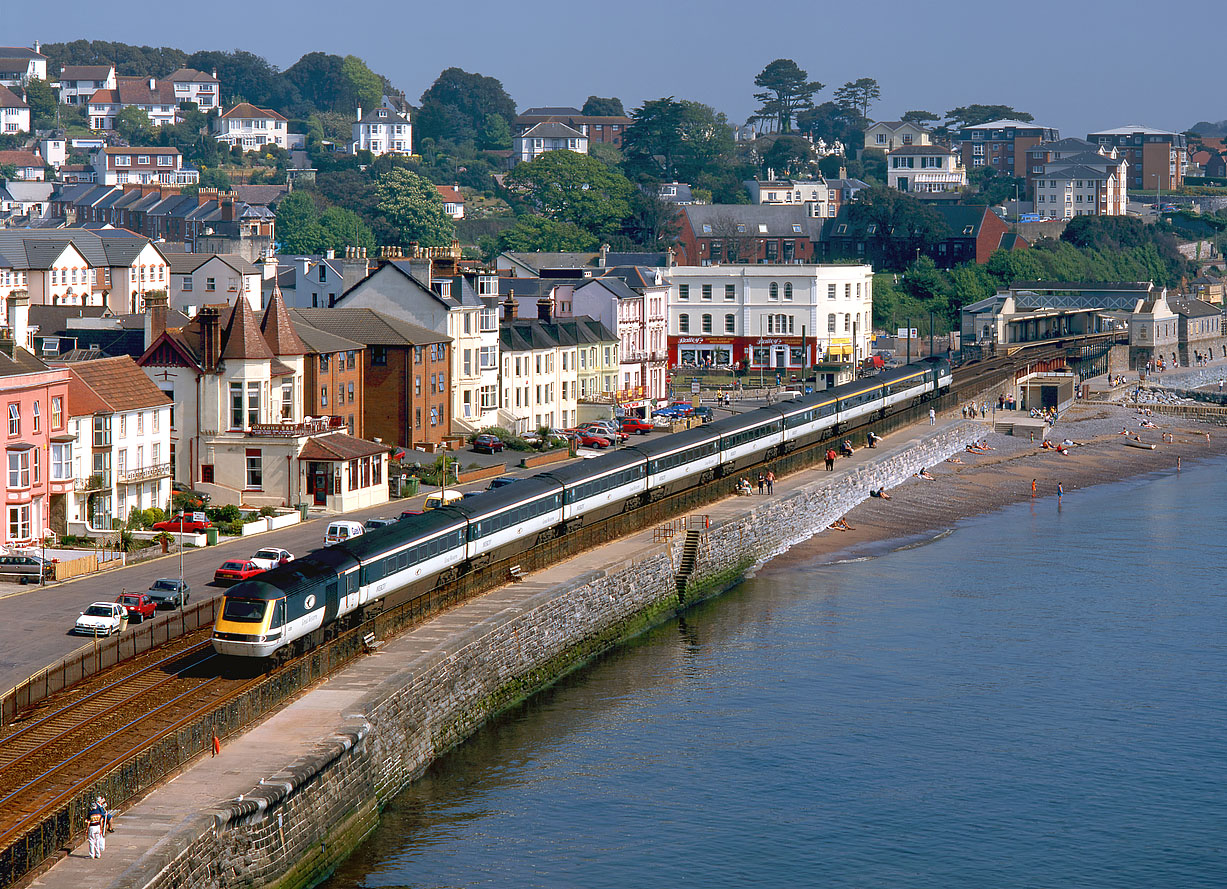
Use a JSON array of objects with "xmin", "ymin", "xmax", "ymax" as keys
[{"xmin": 111, "ymin": 421, "xmax": 982, "ymax": 889}]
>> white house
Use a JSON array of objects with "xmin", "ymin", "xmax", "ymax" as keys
[
  {"xmin": 0, "ymin": 150, "xmax": 44, "ymax": 180},
  {"xmin": 0, "ymin": 46, "xmax": 47, "ymax": 88},
  {"xmin": 213, "ymin": 103, "xmax": 289, "ymax": 150},
  {"xmin": 38, "ymin": 134, "xmax": 65, "ymax": 167},
  {"xmin": 66, "ymin": 356, "xmax": 173, "ymax": 531},
  {"xmin": 0, "ymin": 85, "xmax": 30, "ymax": 134},
  {"xmin": 167, "ymin": 68, "xmax": 219, "ymax": 111},
  {"xmin": 264, "ymin": 254, "xmax": 351, "ymax": 309},
  {"xmin": 863, "ymin": 120, "xmax": 933, "ymax": 152},
  {"xmin": 886, "ymin": 145, "xmax": 966, "ymax": 193},
  {"xmin": 58, "ymin": 65, "xmax": 116, "ymax": 106},
  {"xmin": 1033, "ymin": 146, "xmax": 1128, "ymax": 219},
  {"xmin": 666, "ymin": 264, "xmax": 874, "ymax": 381},
  {"xmin": 745, "ymin": 178, "xmax": 832, "ymax": 217},
  {"xmin": 352, "ymin": 106, "xmax": 412, "ymax": 157},
  {"xmin": 92, "ymin": 147, "xmax": 199, "ymax": 186},
  {"xmin": 513, "ymin": 121, "xmax": 588, "ymax": 164},
  {"xmin": 167, "ymin": 253, "xmax": 262, "ymax": 313},
  {"xmin": 436, "ymin": 184, "xmax": 465, "ymax": 219}
]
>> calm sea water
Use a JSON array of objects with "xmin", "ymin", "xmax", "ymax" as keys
[{"xmin": 324, "ymin": 462, "xmax": 1227, "ymax": 889}]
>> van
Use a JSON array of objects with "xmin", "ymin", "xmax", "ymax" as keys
[
  {"xmin": 423, "ymin": 489, "xmax": 464, "ymax": 511},
  {"xmin": 324, "ymin": 520, "xmax": 364, "ymax": 546}
]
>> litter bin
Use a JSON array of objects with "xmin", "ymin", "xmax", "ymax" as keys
[
  {"xmin": 205, "ymin": 527, "xmax": 219, "ymax": 546},
  {"xmin": 404, "ymin": 476, "xmax": 420, "ymax": 496},
  {"xmin": 298, "ymin": 503, "xmax": 309, "ymax": 521}
]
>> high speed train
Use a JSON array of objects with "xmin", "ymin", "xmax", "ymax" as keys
[{"xmin": 212, "ymin": 358, "xmax": 951, "ymax": 660}]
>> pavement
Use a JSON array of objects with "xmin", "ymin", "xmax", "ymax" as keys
[{"xmin": 26, "ymin": 416, "xmax": 967, "ymax": 889}]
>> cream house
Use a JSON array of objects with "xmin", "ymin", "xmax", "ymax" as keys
[{"xmin": 887, "ymin": 145, "xmax": 966, "ymax": 193}]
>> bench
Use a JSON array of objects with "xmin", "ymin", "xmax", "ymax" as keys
[
  {"xmin": 508, "ymin": 564, "xmax": 525, "ymax": 582},
  {"xmin": 362, "ymin": 632, "xmax": 383, "ymax": 651}
]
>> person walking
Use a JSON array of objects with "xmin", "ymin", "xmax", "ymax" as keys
[
  {"xmin": 1031, "ymin": 478, "xmax": 1037, "ymax": 498},
  {"xmin": 87, "ymin": 798, "xmax": 105, "ymax": 859},
  {"xmin": 766, "ymin": 470, "xmax": 775, "ymax": 495},
  {"xmin": 825, "ymin": 448, "xmax": 836, "ymax": 471},
  {"xmin": 929, "ymin": 407, "xmax": 936, "ymax": 425},
  {"xmin": 757, "ymin": 472, "xmax": 766, "ymax": 495}
]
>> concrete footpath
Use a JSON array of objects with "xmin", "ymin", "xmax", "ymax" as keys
[{"xmin": 28, "ymin": 417, "xmax": 982, "ymax": 889}]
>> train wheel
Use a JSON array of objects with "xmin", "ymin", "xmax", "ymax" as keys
[{"xmin": 700, "ymin": 469, "xmax": 715, "ymax": 484}]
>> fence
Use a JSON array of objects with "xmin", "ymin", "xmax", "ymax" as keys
[
  {"xmin": 53, "ymin": 552, "xmax": 98, "ymax": 581},
  {"xmin": 0, "ymin": 597, "xmax": 222, "ymax": 727}
]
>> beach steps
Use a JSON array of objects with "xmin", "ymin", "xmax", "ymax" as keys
[{"xmin": 991, "ymin": 413, "xmax": 1048, "ymax": 438}]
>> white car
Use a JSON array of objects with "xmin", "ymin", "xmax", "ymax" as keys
[
  {"xmin": 249, "ymin": 548, "xmax": 294, "ymax": 571},
  {"xmin": 74, "ymin": 602, "xmax": 127, "ymax": 636}
]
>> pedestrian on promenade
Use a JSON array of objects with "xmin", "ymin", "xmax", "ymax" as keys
[
  {"xmin": 87, "ymin": 798, "xmax": 105, "ymax": 858},
  {"xmin": 825, "ymin": 448, "xmax": 836, "ymax": 471},
  {"xmin": 766, "ymin": 470, "xmax": 775, "ymax": 494},
  {"xmin": 757, "ymin": 472, "xmax": 766, "ymax": 495},
  {"xmin": 1031, "ymin": 479, "xmax": 1037, "ymax": 497},
  {"xmin": 929, "ymin": 407, "xmax": 936, "ymax": 425}
]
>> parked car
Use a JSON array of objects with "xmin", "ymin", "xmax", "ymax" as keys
[
  {"xmin": 152, "ymin": 512, "xmax": 212, "ymax": 533},
  {"xmin": 214, "ymin": 560, "xmax": 264, "ymax": 585},
  {"xmin": 584, "ymin": 422, "xmax": 628, "ymax": 442},
  {"xmin": 462, "ymin": 490, "xmax": 483, "ymax": 499},
  {"xmin": 620, "ymin": 417, "xmax": 653, "ymax": 435},
  {"xmin": 115, "ymin": 592, "xmax": 157, "ymax": 623},
  {"xmin": 471, "ymin": 434, "xmax": 504, "ymax": 454},
  {"xmin": 74, "ymin": 602, "xmax": 127, "ymax": 636},
  {"xmin": 249, "ymin": 548, "xmax": 294, "ymax": 571},
  {"xmin": 487, "ymin": 476, "xmax": 521, "ymax": 490},
  {"xmin": 424, "ymin": 489, "xmax": 464, "ymax": 510},
  {"xmin": 693, "ymin": 406, "xmax": 714, "ymax": 422},
  {"xmin": 364, "ymin": 517, "xmax": 398, "ymax": 530},
  {"xmin": 572, "ymin": 430, "xmax": 612, "ymax": 448},
  {"xmin": 324, "ymin": 520, "xmax": 364, "ymax": 545},
  {"xmin": 147, "ymin": 578, "xmax": 191, "ymax": 609},
  {"xmin": 398, "ymin": 510, "xmax": 422, "ymax": 521},
  {"xmin": 0, "ymin": 553, "xmax": 52, "ymax": 584}
]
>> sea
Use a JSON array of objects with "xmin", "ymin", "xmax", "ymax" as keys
[{"xmin": 323, "ymin": 460, "xmax": 1227, "ymax": 889}]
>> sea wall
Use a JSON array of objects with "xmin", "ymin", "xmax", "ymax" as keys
[{"xmin": 109, "ymin": 421, "xmax": 982, "ymax": 889}]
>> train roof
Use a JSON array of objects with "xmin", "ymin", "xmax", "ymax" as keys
[
  {"xmin": 344, "ymin": 508, "xmax": 466, "ymax": 560},
  {"xmin": 705, "ymin": 406, "xmax": 784, "ymax": 437},
  {"xmin": 628, "ymin": 424, "xmax": 720, "ymax": 460},
  {"xmin": 226, "ymin": 548, "xmax": 357, "ymax": 600},
  {"xmin": 453, "ymin": 476, "xmax": 562, "ymax": 521},
  {"xmin": 536, "ymin": 448, "xmax": 644, "ymax": 485}
]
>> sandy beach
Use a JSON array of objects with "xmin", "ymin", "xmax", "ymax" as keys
[{"xmin": 784, "ymin": 401, "xmax": 1227, "ymax": 566}]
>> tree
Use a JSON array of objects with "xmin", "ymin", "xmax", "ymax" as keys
[
  {"xmin": 22, "ymin": 79, "xmax": 56, "ymax": 123},
  {"xmin": 497, "ymin": 216, "xmax": 598, "ymax": 253},
  {"xmin": 417, "ymin": 67, "xmax": 516, "ymax": 145},
  {"xmin": 833, "ymin": 77, "xmax": 881, "ymax": 122},
  {"xmin": 185, "ymin": 50, "xmax": 300, "ymax": 112},
  {"xmin": 505, "ymin": 149, "xmax": 634, "ymax": 237},
  {"xmin": 901, "ymin": 110, "xmax": 940, "ymax": 125},
  {"xmin": 622, "ymin": 98, "xmax": 736, "ymax": 185},
  {"xmin": 374, "ymin": 168, "xmax": 456, "ymax": 247},
  {"xmin": 847, "ymin": 186, "xmax": 951, "ymax": 270},
  {"xmin": 479, "ymin": 112, "xmax": 511, "ymax": 150},
  {"xmin": 622, "ymin": 190, "xmax": 680, "ymax": 249},
  {"xmin": 318, "ymin": 206, "xmax": 375, "ymax": 252},
  {"xmin": 197, "ymin": 167, "xmax": 232, "ymax": 190},
  {"xmin": 114, "ymin": 106, "xmax": 154, "ymax": 144},
  {"xmin": 753, "ymin": 59, "xmax": 823, "ymax": 133},
  {"xmin": 797, "ymin": 102, "xmax": 863, "ymax": 149},
  {"xmin": 284, "ymin": 52, "xmax": 346, "ymax": 111},
  {"xmin": 582, "ymin": 96, "xmax": 624, "ymax": 117},
  {"xmin": 340, "ymin": 55, "xmax": 383, "ymax": 115},
  {"xmin": 944, "ymin": 104, "xmax": 1033, "ymax": 130},
  {"xmin": 275, "ymin": 190, "xmax": 325, "ymax": 254},
  {"xmin": 763, "ymin": 135, "xmax": 814, "ymax": 177}
]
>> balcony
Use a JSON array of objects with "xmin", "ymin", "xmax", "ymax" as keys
[
  {"xmin": 74, "ymin": 473, "xmax": 111, "ymax": 492},
  {"xmin": 117, "ymin": 462, "xmax": 172, "ymax": 484},
  {"xmin": 614, "ymin": 385, "xmax": 648, "ymax": 404},
  {"xmin": 248, "ymin": 416, "xmax": 345, "ymax": 437}
]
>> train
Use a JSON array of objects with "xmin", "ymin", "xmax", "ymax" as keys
[{"xmin": 212, "ymin": 357, "xmax": 953, "ymax": 660}]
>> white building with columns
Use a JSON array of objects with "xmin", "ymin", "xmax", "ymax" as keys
[{"xmin": 666, "ymin": 264, "xmax": 874, "ymax": 381}]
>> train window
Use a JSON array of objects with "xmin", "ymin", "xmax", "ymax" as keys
[
  {"xmin": 222, "ymin": 598, "xmax": 266, "ymax": 623},
  {"xmin": 269, "ymin": 600, "xmax": 285, "ymax": 629},
  {"xmin": 348, "ymin": 572, "xmax": 359, "ymax": 593}
]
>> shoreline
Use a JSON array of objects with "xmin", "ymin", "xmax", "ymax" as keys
[{"xmin": 768, "ymin": 402, "xmax": 1227, "ymax": 572}]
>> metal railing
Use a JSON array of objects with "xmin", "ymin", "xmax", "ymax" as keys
[
  {"xmin": 248, "ymin": 416, "xmax": 345, "ymax": 437},
  {"xmin": 73, "ymin": 473, "xmax": 109, "ymax": 492}
]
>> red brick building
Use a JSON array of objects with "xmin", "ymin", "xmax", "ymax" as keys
[
  {"xmin": 820, "ymin": 204, "xmax": 1027, "ymax": 268},
  {"xmin": 293, "ymin": 323, "xmax": 365, "ymax": 438},
  {"xmin": 956, "ymin": 119, "xmax": 1059, "ymax": 180}
]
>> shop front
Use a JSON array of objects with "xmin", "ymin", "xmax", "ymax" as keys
[{"xmin": 670, "ymin": 336, "xmax": 820, "ymax": 371}]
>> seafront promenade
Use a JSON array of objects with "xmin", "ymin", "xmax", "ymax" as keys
[{"xmin": 27, "ymin": 416, "xmax": 984, "ymax": 889}]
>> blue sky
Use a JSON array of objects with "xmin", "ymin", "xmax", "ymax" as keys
[{"xmin": 10, "ymin": 0, "xmax": 1224, "ymax": 135}]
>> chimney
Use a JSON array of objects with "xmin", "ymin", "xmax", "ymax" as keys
[
  {"xmin": 211, "ymin": 68, "xmax": 217, "ymax": 79},
  {"xmin": 839, "ymin": 165, "xmax": 847, "ymax": 180},
  {"xmin": 599, "ymin": 243, "xmax": 609, "ymax": 267},
  {"xmin": 537, "ymin": 297, "xmax": 552, "ymax": 323},
  {"xmin": 503, "ymin": 291, "xmax": 517, "ymax": 320},
  {"xmin": 144, "ymin": 291, "xmax": 169, "ymax": 349},
  {"xmin": 199, "ymin": 305, "xmax": 222, "ymax": 373},
  {"xmin": 149, "ymin": 77, "xmax": 157, "ymax": 92},
  {"xmin": 6, "ymin": 291, "xmax": 29, "ymax": 353},
  {"xmin": 325, "ymin": 248, "xmax": 334, "ymax": 260},
  {"xmin": 356, "ymin": 105, "xmax": 363, "ymax": 123},
  {"xmin": 220, "ymin": 195, "xmax": 234, "ymax": 222}
]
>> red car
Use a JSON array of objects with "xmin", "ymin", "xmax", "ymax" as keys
[
  {"xmin": 115, "ymin": 592, "xmax": 157, "ymax": 623},
  {"xmin": 569, "ymin": 429, "xmax": 611, "ymax": 448},
  {"xmin": 213, "ymin": 559, "xmax": 263, "ymax": 585},
  {"xmin": 153, "ymin": 512, "xmax": 212, "ymax": 533},
  {"xmin": 620, "ymin": 417, "xmax": 653, "ymax": 435}
]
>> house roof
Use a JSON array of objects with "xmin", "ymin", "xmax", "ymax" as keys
[
  {"xmin": 502, "ymin": 252, "xmax": 600, "ymax": 273},
  {"xmin": 260, "ymin": 288, "xmax": 308, "ymax": 356},
  {"xmin": 298, "ymin": 432, "xmax": 388, "ymax": 461},
  {"xmin": 164, "ymin": 252, "xmax": 259, "ymax": 276},
  {"xmin": 520, "ymin": 106, "xmax": 583, "ymax": 117},
  {"xmin": 0, "ymin": 47, "xmax": 46, "ymax": 60},
  {"xmin": 0, "ymin": 181, "xmax": 53, "ymax": 202},
  {"xmin": 357, "ymin": 107, "xmax": 409, "ymax": 125},
  {"xmin": 600, "ymin": 265, "xmax": 665, "ymax": 292},
  {"xmin": 1088, "ymin": 124, "xmax": 1181, "ymax": 137},
  {"xmin": 66, "ymin": 356, "xmax": 172, "ymax": 415},
  {"xmin": 1036, "ymin": 163, "xmax": 1113, "ymax": 181},
  {"xmin": 1168, "ymin": 297, "xmax": 1219, "ymax": 317},
  {"xmin": 231, "ymin": 184, "xmax": 289, "ymax": 206},
  {"xmin": 435, "ymin": 184, "xmax": 464, "ymax": 203},
  {"xmin": 517, "ymin": 121, "xmax": 585, "ymax": 140},
  {"xmin": 1033, "ymin": 137, "xmax": 1096, "ymax": 153},
  {"xmin": 887, "ymin": 145, "xmax": 956, "ymax": 156},
  {"xmin": 961, "ymin": 119, "xmax": 1051, "ymax": 131},
  {"xmin": 681, "ymin": 203, "xmax": 825, "ymax": 239},
  {"xmin": 220, "ymin": 297, "xmax": 273, "ymax": 360},
  {"xmin": 0, "ymin": 85, "xmax": 27, "ymax": 109},
  {"xmin": 0, "ymin": 229, "xmax": 161, "ymax": 271},
  {"xmin": 60, "ymin": 65, "xmax": 112, "ymax": 80},
  {"xmin": 291, "ymin": 323, "xmax": 363, "ymax": 355},
  {"xmin": 166, "ymin": 68, "xmax": 217, "ymax": 83},
  {"xmin": 0, "ymin": 150, "xmax": 43, "ymax": 167},
  {"xmin": 219, "ymin": 103, "xmax": 286, "ymax": 121},
  {"xmin": 94, "ymin": 76, "xmax": 177, "ymax": 106},
  {"xmin": 290, "ymin": 307, "xmax": 449, "ymax": 347}
]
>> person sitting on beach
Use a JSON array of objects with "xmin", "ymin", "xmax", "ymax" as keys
[
  {"xmin": 1041, "ymin": 439, "xmax": 1054, "ymax": 449},
  {"xmin": 876, "ymin": 487, "xmax": 891, "ymax": 500},
  {"xmin": 828, "ymin": 518, "xmax": 853, "ymax": 531},
  {"xmin": 1120, "ymin": 426, "xmax": 1129, "ymax": 435},
  {"xmin": 946, "ymin": 456, "xmax": 964, "ymax": 464},
  {"xmin": 966, "ymin": 444, "xmax": 989, "ymax": 454},
  {"xmin": 915, "ymin": 468, "xmax": 934, "ymax": 480},
  {"xmin": 1141, "ymin": 419, "xmax": 1157, "ymax": 428},
  {"xmin": 1061, "ymin": 439, "xmax": 1075, "ymax": 448}
]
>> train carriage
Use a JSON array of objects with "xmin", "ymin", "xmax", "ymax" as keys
[
  {"xmin": 779, "ymin": 392, "xmax": 840, "ymax": 450},
  {"xmin": 629, "ymin": 426, "xmax": 722, "ymax": 497},
  {"xmin": 344, "ymin": 510, "xmax": 468, "ymax": 606},
  {"xmin": 709, "ymin": 408, "xmax": 786, "ymax": 473},
  {"xmin": 538, "ymin": 450, "xmax": 648, "ymax": 527},
  {"xmin": 457, "ymin": 478, "xmax": 565, "ymax": 563}
]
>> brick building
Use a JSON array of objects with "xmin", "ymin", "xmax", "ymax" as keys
[
  {"xmin": 514, "ymin": 107, "xmax": 633, "ymax": 147},
  {"xmin": 956, "ymin": 119, "xmax": 1059, "ymax": 180},
  {"xmin": 290, "ymin": 308, "xmax": 451, "ymax": 450},
  {"xmin": 675, "ymin": 204, "xmax": 824, "ymax": 266},
  {"xmin": 292, "ymin": 322, "xmax": 365, "ymax": 438},
  {"xmin": 820, "ymin": 204, "xmax": 1026, "ymax": 268},
  {"xmin": 1086, "ymin": 125, "xmax": 1188, "ymax": 192}
]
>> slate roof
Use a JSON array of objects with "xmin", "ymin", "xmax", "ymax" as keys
[
  {"xmin": 0, "ymin": 347, "xmax": 51, "ymax": 378},
  {"xmin": 497, "ymin": 277, "xmax": 584, "ymax": 299},
  {"xmin": 291, "ymin": 323, "xmax": 363, "ymax": 355},
  {"xmin": 164, "ymin": 252, "xmax": 259, "ymax": 276},
  {"xmin": 517, "ymin": 121, "xmax": 585, "ymax": 140},
  {"xmin": 887, "ymin": 144, "xmax": 956, "ymax": 156},
  {"xmin": 66, "ymin": 355, "xmax": 172, "ymax": 415},
  {"xmin": 0, "ymin": 85, "xmax": 27, "ymax": 109},
  {"xmin": 1036, "ymin": 163, "xmax": 1113, "ymax": 180},
  {"xmin": 29, "ymin": 305, "xmax": 110, "ymax": 335},
  {"xmin": 0, "ymin": 181, "xmax": 53, "ymax": 202},
  {"xmin": 0, "ymin": 47, "xmax": 46, "ymax": 60},
  {"xmin": 605, "ymin": 252, "xmax": 669, "ymax": 268},
  {"xmin": 231, "ymin": 185, "xmax": 289, "ymax": 206},
  {"xmin": 1088, "ymin": 124, "xmax": 1181, "ymax": 137},
  {"xmin": 681, "ymin": 203, "xmax": 825, "ymax": 240},
  {"xmin": 500, "ymin": 315, "xmax": 616, "ymax": 354},
  {"xmin": 502, "ymin": 252, "xmax": 600, "ymax": 272},
  {"xmin": 60, "ymin": 65, "xmax": 113, "ymax": 80},
  {"xmin": 166, "ymin": 68, "xmax": 217, "ymax": 83},
  {"xmin": 0, "ymin": 229, "xmax": 160, "ymax": 270},
  {"xmin": 520, "ymin": 107, "xmax": 583, "ymax": 117},
  {"xmin": 298, "ymin": 432, "xmax": 387, "ymax": 461},
  {"xmin": 961, "ymin": 119, "xmax": 1051, "ymax": 131},
  {"xmin": 357, "ymin": 107, "xmax": 408, "ymax": 125},
  {"xmin": 1033, "ymin": 137, "xmax": 1096, "ymax": 153},
  {"xmin": 1168, "ymin": 296, "xmax": 1220, "ymax": 317},
  {"xmin": 290, "ymin": 307, "xmax": 449, "ymax": 347}
]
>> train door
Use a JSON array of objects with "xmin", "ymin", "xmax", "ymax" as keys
[{"xmin": 325, "ymin": 580, "xmax": 339, "ymax": 624}]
